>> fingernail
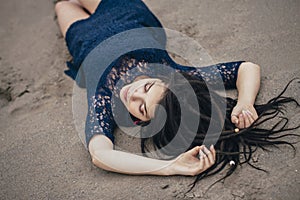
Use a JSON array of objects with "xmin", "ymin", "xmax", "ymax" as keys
[{"xmin": 235, "ymin": 119, "xmax": 239, "ymax": 124}]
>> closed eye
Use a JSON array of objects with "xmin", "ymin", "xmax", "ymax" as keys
[{"xmin": 144, "ymin": 81, "xmax": 155, "ymax": 92}]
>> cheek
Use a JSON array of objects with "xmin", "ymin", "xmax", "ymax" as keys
[
  {"xmin": 128, "ymin": 102, "xmax": 140, "ymax": 118},
  {"xmin": 128, "ymin": 103, "xmax": 148, "ymax": 121}
]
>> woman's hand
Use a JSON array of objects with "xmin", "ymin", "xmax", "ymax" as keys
[
  {"xmin": 167, "ymin": 145, "xmax": 216, "ymax": 176},
  {"xmin": 231, "ymin": 103, "xmax": 258, "ymax": 129},
  {"xmin": 234, "ymin": 62, "xmax": 260, "ymax": 129}
]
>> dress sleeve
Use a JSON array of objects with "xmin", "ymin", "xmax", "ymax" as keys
[
  {"xmin": 179, "ymin": 61, "xmax": 245, "ymax": 89},
  {"xmin": 85, "ymin": 89, "xmax": 115, "ymax": 146}
]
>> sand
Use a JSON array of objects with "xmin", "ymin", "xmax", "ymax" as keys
[{"xmin": 0, "ymin": 0, "xmax": 299, "ymax": 199}]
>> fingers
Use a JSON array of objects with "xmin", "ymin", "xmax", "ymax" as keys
[
  {"xmin": 231, "ymin": 115, "xmax": 239, "ymax": 125},
  {"xmin": 232, "ymin": 103, "xmax": 259, "ymax": 129},
  {"xmin": 242, "ymin": 110, "xmax": 251, "ymax": 127},
  {"xmin": 238, "ymin": 113, "xmax": 245, "ymax": 128},
  {"xmin": 188, "ymin": 146, "xmax": 201, "ymax": 157},
  {"xmin": 210, "ymin": 145, "xmax": 216, "ymax": 160},
  {"xmin": 181, "ymin": 145, "xmax": 216, "ymax": 176},
  {"xmin": 198, "ymin": 145, "xmax": 216, "ymax": 171},
  {"xmin": 198, "ymin": 150, "xmax": 205, "ymax": 170},
  {"xmin": 241, "ymin": 110, "xmax": 256, "ymax": 128},
  {"xmin": 246, "ymin": 110, "xmax": 256, "ymax": 126},
  {"xmin": 202, "ymin": 146, "xmax": 215, "ymax": 165},
  {"xmin": 231, "ymin": 106, "xmax": 240, "ymax": 125},
  {"xmin": 198, "ymin": 149, "xmax": 206, "ymax": 159},
  {"xmin": 248, "ymin": 109, "xmax": 258, "ymax": 121},
  {"xmin": 236, "ymin": 109, "xmax": 257, "ymax": 128}
]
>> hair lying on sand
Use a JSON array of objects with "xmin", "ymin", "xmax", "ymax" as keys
[{"xmin": 140, "ymin": 73, "xmax": 300, "ymax": 192}]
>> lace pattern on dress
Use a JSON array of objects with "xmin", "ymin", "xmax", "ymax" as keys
[
  {"xmin": 183, "ymin": 61, "xmax": 244, "ymax": 89},
  {"xmin": 86, "ymin": 56, "xmax": 244, "ymax": 145}
]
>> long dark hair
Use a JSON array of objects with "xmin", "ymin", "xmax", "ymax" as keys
[{"xmin": 140, "ymin": 72, "xmax": 300, "ymax": 192}]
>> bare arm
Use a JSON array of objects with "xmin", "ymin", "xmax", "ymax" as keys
[
  {"xmin": 236, "ymin": 62, "xmax": 261, "ymax": 105},
  {"xmin": 231, "ymin": 62, "xmax": 261, "ymax": 128},
  {"xmin": 88, "ymin": 135, "xmax": 216, "ymax": 176}
]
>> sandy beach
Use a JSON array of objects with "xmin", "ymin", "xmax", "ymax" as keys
[{"xmin": 1, "ymin": 0, "xmax": 299, "ymax": 199}]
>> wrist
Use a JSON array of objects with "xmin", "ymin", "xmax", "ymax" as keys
[
  {"xmin": 160, "ymin": 159, "xmax": 175, "ymax": 176},
  {"xmin": 162, "ymin": 154, "xmax": 184, "ymax": 176},
  {"xmin": 237, "ymin": 98, "xmax": 255, "ymax": 106},
  {"xmin": 158, "ymin": 156, "xmax": 181, "ymax": 176}
]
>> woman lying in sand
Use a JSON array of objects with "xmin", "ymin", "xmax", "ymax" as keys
[{"xmin": 55, "ymin": 0, "xmax": 299, "ymax": 189}]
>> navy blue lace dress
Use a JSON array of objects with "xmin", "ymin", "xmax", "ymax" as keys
[{"xmin": 65, "ymin": 0, "xmax": 245, "ymax": 147}]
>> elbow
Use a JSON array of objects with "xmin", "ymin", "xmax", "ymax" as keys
[
  {"xmin": 88, "ymin": 135, "xmax": 115, "ymax": 171},
  {"xmin": 90, "ymin": 152, "xmax": 112, "ymax": 172},
  {"xmin": 240, "ymin": 61, "xmax": 261, "ymax": 77},
  {"xmin": 90, "ymin": 153, "xmax": 104, "ymax": 167},
  {"xmin": 242, "ymin": 61, "xmax": 261, "ymax": 70},
  {"xmin": 91, "ymin": 154, "xmax": 106, "ymax": 170},
  {"xmin": 250, "ymin": 62, "xmax": 260, "ymax": 72},
  {"xmin": 91, "ymin": 155, "xmax": 98, "ymax": 166}
]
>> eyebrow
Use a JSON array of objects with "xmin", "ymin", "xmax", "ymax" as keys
[{"xmin": 144, "ymin": 81, "xmax": 156, "ymax": 119}]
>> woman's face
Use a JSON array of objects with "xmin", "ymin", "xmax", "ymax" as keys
[{"xmin": 120, "ymin": 78, "xmax": 167, "ymax": 122}]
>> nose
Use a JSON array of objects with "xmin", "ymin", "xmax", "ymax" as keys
[{"xmin": 130, "ymin": 86, "xmax": 146, "ymax": 102}]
